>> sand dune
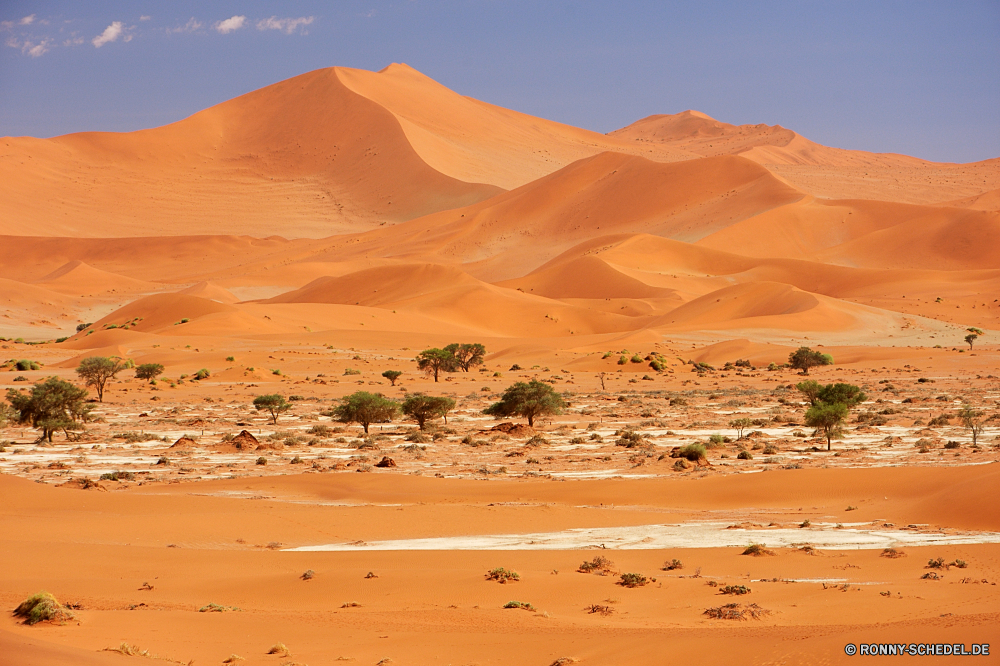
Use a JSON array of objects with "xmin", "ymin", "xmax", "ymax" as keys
[
  {"xmin": 33, "ymin": 260, "xmax": 160, "ymax": 296},
  {"xmin": 611, "ymin": 111, "xmax": 1000, "ymax": 204},
  {"xmin": 176, "ymin": 281, "xmax": 240, "ymax": 304}
]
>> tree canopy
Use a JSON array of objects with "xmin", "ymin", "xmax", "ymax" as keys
[
  {"xmin": 484, "ymin": 379, "xmax": 565, "ymax": 427},
  {"xmin": 333, "ymin": 391, "xmax": 399, "ymax": 433},
  {"xmin": 797, "ymin": 381, "xmax": 867, "ymax": 450},
  {"xmin": 444, "ymin": 343, "xmax": 486, "ymax": 372},
  {"xmin": 253, "ymin": 394, "xmax": 292, "ymax": 424},
  {"xmin": 381, "ymin": 370, "xmax": 402, "ymax": 386},
  {"xmin": 75, "ymin": 356, "xmax": 127, "ymax": 402},
  {"xmin": 6, "ymin": 377, "xmax": 89, "ymax": 443},
  {"xmin": 135, "ymin": 363, "xmax": 164, "ymax": 382},
  {"xmin": 788, "ymin": 347, "xmax": 833, "ymax": 375},
  {"xmin": 415, "ymin": 348, "xmax": 458, "ymax": 382},
  {"xmin": 402, "ymin": 394, "xmax": 456, "ymax": 430}
]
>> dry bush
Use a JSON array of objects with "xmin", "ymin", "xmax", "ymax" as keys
[
  {"xmin": 13, "ymin": 592, "xmax": 75, "ymax": 625},
  {"xmin": 485, "ymin": 567, "xmax": 520, "ymax": 583},
  {"xmin": 578, "ymin": 556, "xmax": 615, "ymax": 574},
  {"xmin": 703, "ymin": 602, "xmax": 771, "ymax": 620}
]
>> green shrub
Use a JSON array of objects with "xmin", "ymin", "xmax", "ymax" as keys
[
  {"xmin": 678, "ymin": 443, "xmax": 706, "ymax": 461},
  {"xmin": 194, "ymin": 368, "xmax": 210, "ymax": 380},
  {"xmin": 503, "ymin": 600, "xmax": 535, "ymax": 611},
  {"xmin": 15, "ymin": 359, "xmax": 40, "ymax": 371},
  {"xmin": 737, "ymin": 450, "xmax": 753, "ymax": 460},
  {"xmin": 619, "ymin": 573, "xmax": 650, "ymax": 587},
  {"xmin": 14, "ymin": 592, "xmax": 75, "ymax": 625},
  {"xmin": 485, "ymin": 567, "xmax": 520, "ymax": 583}
]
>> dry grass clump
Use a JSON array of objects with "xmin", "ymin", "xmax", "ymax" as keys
[
  {"xmin": 586, "ymin": 603, "xmax": 614, "ymax": 615},
  {"xmin": 881, "ymin": 548, "xmax": 906, "ymax": 558},
  {"xmin": 719, "ymin": 584, "xmax": 751, "ymax": 595},
  {"xmin": 13, "ymin": 591, "xmax": 75, "ymax": 625},
  {"xmin": 267, "ymin": 643, "xmax": 290, "ymax": 656},
  {"xmin": 485, "ymin": 567, "xmax": 520, "ymax": 583},
  {"xmin": 703, "ymin": 602, "xmax": 771, "ymax": 620},
  {"xmin": 503, "ymin": 600, "xmax": 535, "ymax": 611},
  {"xmin": 222, "ymin": 655, "xmax": 244, "ymax": 664},
  {"xmin": 662, "ymin": 558, "xmax": 683, "ymax": 571},
  {"xmin": 103, "ymin": 642, "xmax": 150, "ymax": 656},
  {"xmin": 578, "ymin": 555, "xmax": 615, "ymax": 574},
  {"xmin": 198, "ymin": 602, "xmax": 241, "ymax": 612},
  {"xmin": 741, "ymin": 543, "xmax": 775, "ymax": 557}
]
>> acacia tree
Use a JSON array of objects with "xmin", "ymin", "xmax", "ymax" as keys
[
  {"xmin": 253, "ymin": 394, "xmax": 292, "ymax": 424},
  {"xmin": 334, "ymin": 391, "xmax": 399, "ymax": 433},
  {"xmin": 965, "ymin": 327, "xmax": 984, "ymax": 350},
  {"xmin": 788, "ymin": 347, "xmax": 833, "ymax": 375},
  {"xmin": 959, "ymin": 404, "xmax": 985, "ymax": 447},
  {"xmin": 484, "ymin": 379, "xmax": 565, "ymax": 427},
  {"xmin": 135, "ymin": 363, "xmax": 165, "ymax": 383},
  {"xmin": 76, "ymin": 356, "xmax": 127, "ymax": 402},
  {"xmin": 444, "ymin": 343, "xmax": 486, "ymax": 372},
  {"xmin": 381, "ymin": 370, "xmax": 402, "ymax": 386},
  {"xmin": 805, "ymin": 402, "xmax": 849, "ymax": 451},
  {"xmin": 416, "ymin": 348, "xmax": 457, "ymax": 382},
  {"xmin": 402, "ymin": 394, "xmax": 456, "ymax": 429},
  {"xmin": 6, "ymin": 377, "xmax": 89, "ymax": 443},
  {"xmin": 729, "ymin": 417, "xmax": 753, "ymax": 440}
]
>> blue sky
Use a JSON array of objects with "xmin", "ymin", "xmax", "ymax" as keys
[{"xmin": 1, "ymin": 1, "xmax": 997, "ymax": 163}]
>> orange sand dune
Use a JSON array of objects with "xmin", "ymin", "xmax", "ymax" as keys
[
  {"xmin": 612, "ymin": 111, "xmax": 1000, "ymax": 204},
  {"xmin": 698, "ymin": 198, "xmax": 1000, "ymax": 270},
  {"xmin": 497, "ymin": 254, "xmax": 679, "ymax": 300},
  {"xmin": 266, "ymin": 263, "xmax": 643, "ymax": 338},
  {"xmin": 33, "ymin": 260, "xmax": 161, "ymax": 297},
  {"xmin": 937, "ymin": 187, "xmax": 1000, "ymax": 211},
  {"xmin": 176, "ymin": 281, "xmax": 240, "ymax": 304},
  {"xmin": 320, "ymin": 151, "xmax": 803, "ymax": 281},
  {"xmin": 336, "ymin": 63, "xmax": 698, "ymax": 189},
  {"xmin": 0, "ymin": 68, "xmax": 502, "ymax": 238}
]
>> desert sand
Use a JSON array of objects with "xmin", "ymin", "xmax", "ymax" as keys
[{"xmin": 2, "ymin": 64, "xmax": 999, "ymax": 665}]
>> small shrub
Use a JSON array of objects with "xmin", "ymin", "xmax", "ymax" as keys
[
  {"xmin": 578, "ymin": 556, "xmax": 614, "ymax": 574},
  {"xmin": 879, "ymin": 548, "xmax": 905, "ymax": 559},
  {"xmin": 503, "ymin": 600, "xmax": 535, "ymax": 611},
  {"xmin": 485, "ymin": 567, "xmax": 520, "ymax": 584},
  {"xmin": 343, "ymin": 368, "xmax": 361, "ymax": 376},
  {"xmin": 198, "ymin": 602, "xmax": 241, "ymax": 612},
  {"xmin": 678, "ymin": 443, "xmax": 706, "ymax": 461},
  {"xmin": 615, "ymin": 430, "xmax": 645, "ymax": 448},
  {"xmin": 951, "ymin": 559, "xmax": 968, "ymax": 568},
  {"xmin": 15, "ymin": 359, "xmax": 40, "ymax": 371},
  {"xmin": 703, "ymin": 602, "xmax": 770, "ymax": 620},
  {"xmin": 742, "ymin": 543, "xmax": 774, "ymax": 557},
  {"xmin": 14, "ymin": 592, "xmax": 75, "ymax": 625},
  {"xmin": 99, "ymin": 471, "xmax": 135, "ymax": 481},
  {"xmin": 719, "ymin": 584, "xmax": 751, "ymax": 595},
  {"xmin": 586, "ymin": 604, "xmax": 614, "ymax": 615},
  {"xmin": 618, "ymin": 572, "xmax": 650, "ymax": 588},
  {"xmin": 268, "ymin": 643, "xmax": 290, "ymax": 656},
  {"xmin": 256, "ymin": 456, "xmax": 267, "ymax": 465},
  {"xmin": 662, "ymin": 559, "xmax": 683, "ymax": 571},
  {"xmin": 309, "ymin": 424, "xmax": 333, "ymax": 436},
  {"xmin": 926, "ymin": 557, "xmax": 946, "ymax": 569},
  {"xmin": 737, "ymin": 450, "xmax": 753, "ymax": 460}
]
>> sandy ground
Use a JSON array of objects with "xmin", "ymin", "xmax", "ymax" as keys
[{"xmin": 2, "ymin": 63, "xmax": 999, "ymax": 664}]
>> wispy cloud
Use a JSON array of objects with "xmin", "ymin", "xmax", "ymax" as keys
[
  {"xmin": 215, "ymin": 15, "xmax": 246, "ymax": 34},
  {"xmin": 139, "ymin": 15, "xmax": 151, "ymax": 22},
  {"xmin": 256, "ymin": 16, "xmax": 314, "ymax": 34},
  {"xmin": 168, "ymin": 17, "xmax": 203, "ymax": 34},
  {"xmin": 19, "ymin": 14, "xmax": 35, "ymax": 26},
  {"xmin": 92, "ymin": 20, "xmax": 123, "ymax": 47},
  {"xmin": 5, "ymin": 35, "xmax": 51, "ymax": 57},
  {"xmin": 63, "ymin": 35, "xmax": 85, "ymax": 47}
]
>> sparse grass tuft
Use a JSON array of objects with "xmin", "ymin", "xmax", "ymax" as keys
[
  {"xmin": 703, "ymin": 602, "xmax": 770, "ymax": 620},
  {"xmin": 485, "ymin": 567, "xmax": 520, "ymax": 584},
  {"xmin": 742, "ymin": 543, "xmax": 775, "ymax": 557},
  {"xmin": 199, "ymin": 603, "xmax": 241, "ymax": 612},
  {"xmin": 268, "ymin": 643, "xmax": 290, "ymax": 656},
  {"xmin": 14, "ymin": 592, "xmax": 75, "ymax": 625},
  {"xmin": 719, "ymin": 584, "xmax": 751, "ymax": 595},
  {"xmin": 103, "ymin": 642, "xmax": 150, "ymax": 657},
  {"xmin": 503, "ymin": 600, "xmax": 535, "ymax": 611},
  {"xmin": 881, "ymin": 548, "xmax": 906, "ymax": 558}
]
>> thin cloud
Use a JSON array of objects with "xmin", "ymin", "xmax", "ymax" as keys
[
  {"xmin": 92, "ymin": 21, "xmax": 123, "ymax": 47},
  {"xmin": 140, "ymin": 16, "xmax": 152, "ymax": 22},
  {"xmin": 64, "ymin": 35, "xmax": 85, "ymax": 47},
  {"xmin": 19, "ymin": 14, "xmax": 35, "ymax": 26},
  {"xmin": 168, "ymin": 18, "xmax": 203, "ymax": 34},
  {"xmin": 215, "ymin": 15, "xmax": 246, "ymax": 34},
  {"xmin": 6, "ymin": 36, "xmax": 51, "ymax": 57},
  {"xmin": 256, "ymin": 16, "xmax": 314, "ymax": 34}
]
